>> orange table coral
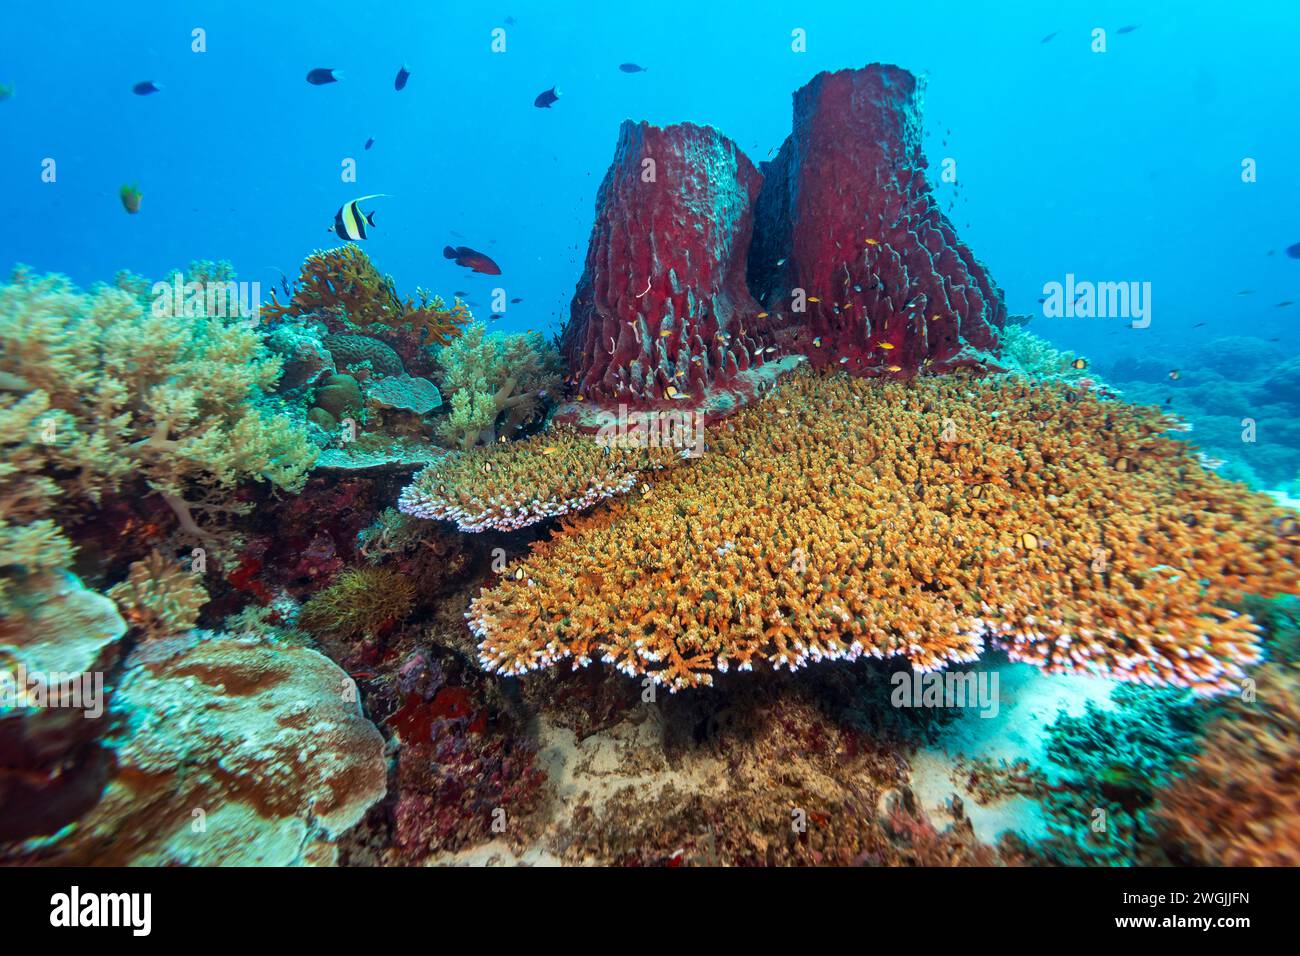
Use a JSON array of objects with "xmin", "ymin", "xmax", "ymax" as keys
[
  {"xmin": 399, "ymin": 426, "xmax": 679, "ymax": 532},
  {"xmin": 263, "ymin": 244, "xmax": 470, "ymax": 345},
  {"xmin": 468, "ymin": 369, "xmax": 1299, "ymax": 693}
]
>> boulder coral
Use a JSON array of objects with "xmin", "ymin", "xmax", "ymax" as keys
[
  {"xmin": 469, "ymin": 369, "xmax": 1298, "ymax": 692},
  {"xmin": 30, "ymin": 634, "xmax": 387, "ymax": 866}
]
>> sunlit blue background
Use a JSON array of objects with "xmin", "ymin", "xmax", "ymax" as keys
[{"xmin": 2, "ymin": 0, "xmax": 1297, "ymax": 358}]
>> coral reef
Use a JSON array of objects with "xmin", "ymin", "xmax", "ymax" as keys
[
  {"xmin": 749, "ymin": 64, "xmax": 1007, "ymax": 376},
  {"xmin": 470, "ymin": 368, "xmax": 1298, "ymax": 692},
  {"xmin": 1152, "ymin": 659, "xmax": 1300, "ymax": 865},
  {"xmin": 28, "ymin": 634, "xmax": 387, "ymax": 865},
  {"xmin": 1105, "ymin": 334, "xmax": 1300, "ymax": 490},
  {"xmin": 434, "ymin": 322, "xmax": 562, "ymax": 449},
  {"xmin": 558, "ymin": 120, "xmax": 779, "ymax": 409},
  {"xmin": 106, "ymin": 549, "xmax": 208, "ymax": 639},
  {"xmin": 399, "ymin": 425, "xmax": 678, "ymax": 532},
  {"xmin": 1027, "ymin": 685, "xmax": 1202, "ymax": 866},
  {"xmin": 0, "ymin": 571, "xmax": 125, "ymax": 841},
  {"xmin": 0, "ymin": 268, "xmax": 315, "ymax": 597}
]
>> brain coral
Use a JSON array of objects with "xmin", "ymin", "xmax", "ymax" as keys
[
  {"xmin": 468, "ymin": 369, "xmax": 1298, "ymax": 692},
  {"xmin": 399, "ymin": 425, "xmax": 680, "ymax": 532},
  {"xmin": 323, "ymin": 333, "xmax": 404, "ymax": 377}
]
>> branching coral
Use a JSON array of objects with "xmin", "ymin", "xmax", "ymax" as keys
[
  {"xmin": 468, "ymin": 368, "xmax": 1299, "ymax": 692},
  {"xmin": 263, "ymin": 245, "xmax": 470, "ymax": 346},
  {"xmin": 299, "ymin": 567, "xmax": 416, "ymax": 640},
  {"xmin": 262, "ymin": 245, "xmax": 406, "ymax": 328},
  {"xmin": 0, "ymin": 269, "xmax": 316, "ymax": 601},
  {"xmin": 435, "ymin": 323, "xmax": 562, "ymax": 449},
  {"xmin": 106, "ymin": 549, "xmax": 208, "ymax": 639},
  {"xmin": 399, "ymin": 426, "xmax": 679, "ymax": 532}
]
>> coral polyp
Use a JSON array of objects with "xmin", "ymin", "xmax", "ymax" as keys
[{"xmin": 469, "ymin": 369, "xmax": 1297, "ymax": 693}]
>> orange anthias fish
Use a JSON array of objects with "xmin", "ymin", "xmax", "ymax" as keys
[{"xmin": 443, "ymin": 244, "xmax": 502, "ymax": 275}]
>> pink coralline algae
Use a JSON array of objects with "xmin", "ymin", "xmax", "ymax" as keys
[
  {"xmin": 749, "ymin": 64, "xmax": 1007, "ymax": 376},
  {"xmin": 558, "ymin": 120, "xmax": 781, "ymax": 411}
]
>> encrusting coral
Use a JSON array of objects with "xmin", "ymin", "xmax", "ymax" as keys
[
  {"xmin": 106, "ymin": 549, "xmax": 208, "ymax": 640},
  {"xmin": 0, "ymin": 268, "xmax": 316, "ymax": 601},
  {"xmin": 399, "ymin": 425, "xmax": 679, "ymax": 532},
  {"xmin": 468, "ymin": 368, "xmax": 1299, "ymax": 692},
  {"xmin": 435, "ymin": 322, "xmax": 562, "ymax": 449}
]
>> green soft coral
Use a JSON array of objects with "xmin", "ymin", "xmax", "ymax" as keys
[
  {"xmin": 434, "ymin": 322, "xmax": 561, "ymax": 449},
  {"xmin": 0, "ymin": 267, "xmax": 316, "ymax": 604}
]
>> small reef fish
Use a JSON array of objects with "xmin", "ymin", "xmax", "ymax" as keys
[
  {"xmin": 511, "ymin": 297, "xmax": 523, "ymax": 303},
  {"xmin": 807, "ymin": 296, "xmax": 821, "ymax": 303},
  {"xmin": 394, "ymin": 64, "xmax": 411, "ymax": 91},
  {"xmin": 1278, "ymin": 301, "xmax": 1295, "ymax": 308},
  {"xmin": 1286, "ymin": 242, "xmax": 1300, "ymax": 259},
  {"xmin": 618, "ymin": 63, "xmax": 647, "ymax": 73},
  {"xmin": 1071, "ymin": 358, "xmax": 1088, "ymax": 370},
  {"xmin": 1116, "ymin": 24, "xmax": 1140, "ymax": 34},
  {"xmin": 132, "ymin": 81, "xmax": 162, "ymax": 95},
  {"xmin": 534, "ymin": 86, "xmax": 561, "ymax": 108},
  {"xmin": 1273, "ymin": 516, "xmax": 1300, "ymax": 540},
  {"xmin": 119, "ymin": 183, "xmax": 142, "ymax": 214},
  {"xmin": 332, "ymin": 194, "xmax": 386, "ymax": 241},
  {"xmin": 1197, "ymin": 453, "xmax": 1225, "ymax": 470},
  {"xmin": 878, "ymin": 342, "xmax": 896, "ymax": 350},
  {"xmin": 444, "ymin": 245, "xmax": 502, "ymax": 275},
  {"xmin": 364, "ymin": 137, "xmax": 375, "ymax": 150},
  {"xmin": 1041, "ymin": 31, "xmax": 1058, "ymax": 43},
  {"xmin": 306, "ymin": 68, "xmax": 342, "ymax": 85},
  {"xmin": 1168, "ymin": 369, "xmax": 1181, "ymax": 380},
  {"xmin": 1020, "ymin": 532, "xmax": 1039, "ymax": 551}
]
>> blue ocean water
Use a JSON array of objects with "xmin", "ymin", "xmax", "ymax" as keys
[{"xmin": 3, "ymin": 0, "xmax": 1297, "ymax": 356}]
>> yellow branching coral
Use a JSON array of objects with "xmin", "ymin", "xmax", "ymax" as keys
[
  {"xmin": 468, "ymin": 369, "xmax": 1299, "ymax": 693},
  {"xmin": 435, "ymin": 323, "xmax": 562, "ymax": 449},
  {"xmin": 399, "ymin": 425, "xmax": 680, "ymax": 532},
  {"xmin": 0, "ymin": 268, "xmax": 316, "ymax": 599},
  {"xmin": 107, "ymin": 550, "xmax": 208, "ymax": 639}
]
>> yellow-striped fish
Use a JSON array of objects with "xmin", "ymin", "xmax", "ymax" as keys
[{"xmin": 331, "ymin": 194, "xmax": 387, "ymax": 241}]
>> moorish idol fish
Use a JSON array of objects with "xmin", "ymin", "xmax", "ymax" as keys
[{"xmin": 331, "ymin": 194, "xmax": 387, "ymax": 241}]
